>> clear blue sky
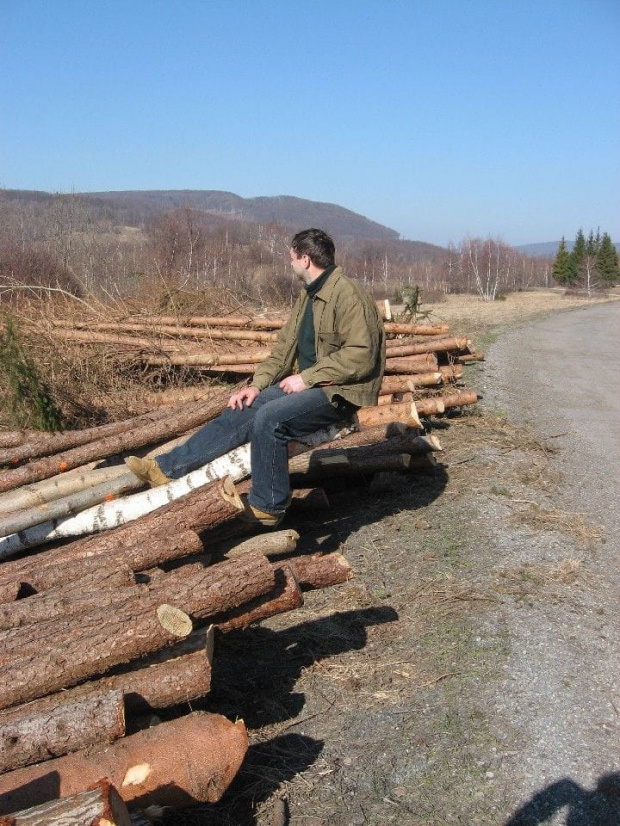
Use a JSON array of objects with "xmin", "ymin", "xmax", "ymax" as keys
[{"xmin": 1, "ymin": 0, "xmax": 618, "ymax": 247}]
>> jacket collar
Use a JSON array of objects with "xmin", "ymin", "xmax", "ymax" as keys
[{"xmin": 312, "ymin": 265, "xmax": 342, "ymax": 302}]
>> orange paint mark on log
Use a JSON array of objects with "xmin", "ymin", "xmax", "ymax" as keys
[{"xmin": 59, "ymin": 461, "xmax": 69, "ymax": 471}]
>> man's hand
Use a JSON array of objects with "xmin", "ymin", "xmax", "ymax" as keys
[
  {"xmin": 279, "ymin": 374, "xmax": 308, "ymax": 394},
  {"xmin": 227, "ymin": 385, "xmax": 260, "ymax": 410}
]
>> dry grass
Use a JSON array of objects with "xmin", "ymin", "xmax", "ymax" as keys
[
  {"xmin": 495, "ymin": 558, "xmax": 585, "ymax": 601},
  {"xmin": 508, "ymin": 501, "xmax": 605, "ymax": 543},
  {"xmin": 421, "ymin": 288, "xmax": 619, "ymax": 342}
]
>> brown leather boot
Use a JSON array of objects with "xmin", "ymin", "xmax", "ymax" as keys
[
  {"xmin": 240, "ymin": 495, "xmax": 285, "ymax": 528},
  {"xmin": 124, "ymin": 456, "xmax": 171, "ymax": 487}
]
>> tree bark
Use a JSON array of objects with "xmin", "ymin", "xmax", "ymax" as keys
[
  {"xmin": 143, "ymin": 350, "xmax": 269, "ymax": 367},
  {"xmin": 0, "ymin": 475, "xmax": 239, "ymax": 568},
  {"xmin": 289, "ymin": 452, "xmax": 412, "ymax": 483},
  {"xmin": 414, "ymin": 391, "xmax": 478, "ymax": 415},
  {"xmin": 0, "ymin": 583, "xmax": 20, "ymax": 607},
  {"xmin": 0, "ymin": 565, "xmax": 134, "ymax": 629},
  {"xmin": 0, "ymin": 712, "xmax": 248, "ymax": 813},
  {"xmin": 0, "ymin": 780, "xmax": 132, "ymax": 826},
  {"xmin": 357, "ymin": 402, "xmax": 421, "ymax": 428},
  {"xmin": 5, "ymin": 628, "xmax": 214, "ymax": 739},
  {"xmin": 384, "ymin": 355, "xmax": 440, "ymax": 374},
  {"xmin": 0, "ymin": 385, "xmax": 238, "ymax": 494},
  {"xmin": 384, "ymin": 322, "xmax": 450, "ymax": 335},
  {"xmin": 0, "ymin": 551, "xmax": 274, "ymax": 709},
  {"xmin": 0, "ymin": 472, "xmax": 140, "ymax": 538},
  {"xmin": 279, "ymin": 552, "xmax": 354, "ymax": 591},
  {"xmin": 380, "ymin": 372, "xmax": 442, "ymax": 394},
  {"xmin": 60, "ymin": 314, "xmax": 285, "ymax": 330},
  {"xmin": 0, "ymin": 402, "xmax": 194, "ymax": 467},
  {"xmin": 212, "ymin": 565, "xmax": 303, "ymax": 632},
  {"xmin": 287, "ymin": 430, "xmax": 434, "ymax": 475},
  {"xmin": 385, "ymin": 336, "xmax": 470, "ymax": 356},
  {"xmin": 0, "ymin": 465, "xmax": 129, "ymax": 517},
  {"xmin": 54, "ymin": 325, "xmax": 279, "ymax": 344},
  {"xmin": 221, "ymin": 528, "xmax": 300, "ymax": 558},
  {"xmin": 0, "ymin": 531, "xmax": 203, "ymax": 600},
  {"xmin": 0, "ymin": 688, "xmax": 125, "ymax": 773}
]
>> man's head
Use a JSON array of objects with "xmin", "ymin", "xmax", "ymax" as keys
[{"xmin": 290, "ymin": 228, "xmax": 336, "ymax": 272}]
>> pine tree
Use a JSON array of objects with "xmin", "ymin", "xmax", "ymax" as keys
[
  {"xmin": 568, "ymin": 228, "xmax": 586, "ymax": 284},
  {"xmin": 595, "ymin": 233, "xmax": 620, "ymax": 286},
  {"xmin": 0, "ymin": 315, "xmax": 64, "ymax": 432},
  {"xmin": 552, "ymin": 237, "xmax": 571, "ymax": 285}
]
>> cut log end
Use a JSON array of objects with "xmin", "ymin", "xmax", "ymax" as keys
[
  {"xmin": 156, "ymin": 604, "xmax": 193, "ymax": 638},
  {"xmin": 221, "ymin": 475, "xmax": 243, "ymax": 510}
]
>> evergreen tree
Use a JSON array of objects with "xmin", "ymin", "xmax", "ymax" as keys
[
  {"xmin": 552, "ymin": 237, "xmax": 571, "ymax": 284},
  {"xmin": 595, "ymin": 233, "xmax": 620, "ymax": 286},
  {"xmin": 568, "ymin": 228, "xmax": 586, "ymax": 284},
  {"xmin": 0, "ymin": 315, "xmax": 64, "ymax": 431}
]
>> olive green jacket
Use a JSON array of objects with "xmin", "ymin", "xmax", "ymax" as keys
[{"xmin": 252, "ymin": 267, "xmax": 385, "ymax": 408}]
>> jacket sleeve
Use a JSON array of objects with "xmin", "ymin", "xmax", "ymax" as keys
[
  {"xmin": 252, "ymin": 299, "xmax": 301, "ymax": 390},
  {"xmin": 299, "ymin": 297, "xmax": 380, "ymax": 388}
]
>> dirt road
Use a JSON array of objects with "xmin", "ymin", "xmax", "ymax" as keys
[
  {"xmin": 481, "ymin": 301, "xmax": 620, "ymax": 823},
  {"xmin": 176, "ymin": 299, "xmax": 620, "ymax": 826}
]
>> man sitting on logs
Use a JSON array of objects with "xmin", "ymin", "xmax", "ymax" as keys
[{"xmin": 125, "ymin": 228, "xmax": 386, "ymax": 527}]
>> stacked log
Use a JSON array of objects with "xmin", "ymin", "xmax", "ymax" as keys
[
  {"xmin": 0, "ymin": 395, "xmax": 368, "ymax": 816},
  {"xmin": 0, "ymin": 315, "xmax": 481, "ymax": 819}
]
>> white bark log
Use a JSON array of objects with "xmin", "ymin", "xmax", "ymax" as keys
[{"xmin": 0, "ymin": 423, "xmax": 355, "ymax": 557}]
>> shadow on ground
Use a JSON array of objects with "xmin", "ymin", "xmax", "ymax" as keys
[{"xmin": 504, "ymin": 773, "xmax": 620, "ymax": 826}]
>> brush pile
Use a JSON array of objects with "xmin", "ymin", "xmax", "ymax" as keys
[{"xmin": 0, "ymin": 307, "xmax": 482, "ymax": 822}]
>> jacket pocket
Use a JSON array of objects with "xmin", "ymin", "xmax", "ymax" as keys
[{"xmin": 317, "ymin": 331, "xmax": 341, "ymax": 355}]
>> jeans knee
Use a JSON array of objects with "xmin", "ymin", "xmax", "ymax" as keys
[{"xmin": 252, "ymin": 404, "xmax": 279, "ymax": 435}]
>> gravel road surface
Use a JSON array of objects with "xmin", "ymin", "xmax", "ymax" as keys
[{"xmin": 483, "ymin": 302, "xmax": 620, "ymax": 824}]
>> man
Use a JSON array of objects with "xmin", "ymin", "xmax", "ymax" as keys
[{"xmin": 125, "ymin": 228, "xmax": 386, "ymax": 527}]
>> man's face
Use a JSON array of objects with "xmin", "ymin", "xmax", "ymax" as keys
[{"xmin": 290, "ymin": 248, "xmax": 311, "ymax": 283}]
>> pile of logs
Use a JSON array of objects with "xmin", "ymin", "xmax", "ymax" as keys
[
  {"xmin": 45, "ymin": 309, "xmax": 483, "ymax": 390},
  {"xmin": 0, "ymin": 310, "xmax": 482, "ymax": 821}
]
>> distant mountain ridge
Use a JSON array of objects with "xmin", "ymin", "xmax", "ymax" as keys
[
  {"xmin": 516, "ymin": 240, "xmax": 620, "ymax": 257},
  {"xmin": 82, "ymin": 189, "xmax": 401, "ymax": 242}
]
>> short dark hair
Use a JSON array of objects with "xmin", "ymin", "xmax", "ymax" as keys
[{"xmin": 290, "ymin": 228, "xmax": 336, "ymax": 269}]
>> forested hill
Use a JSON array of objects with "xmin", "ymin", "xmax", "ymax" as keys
[{"xmin": 80, "ymin": 190, "xmax": 400, "ymax": 242}]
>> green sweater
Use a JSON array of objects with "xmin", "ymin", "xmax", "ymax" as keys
[{"xmin": 297, "ymin": 265, "xmax": 336, "ymax": 370}]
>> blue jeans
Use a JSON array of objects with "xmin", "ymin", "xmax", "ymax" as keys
[{"xmin": 157, "ymin": 385, "xmax": 354, "ymax": 515}]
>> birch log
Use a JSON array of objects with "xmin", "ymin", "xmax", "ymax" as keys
[
  {"xmin": 0, "ymin": 462, "xmax": 245, "ymax": 558},
  {"xmin": 0, "ymin": 421, "xmax": 350, "ymax": 555},
  {"xmin": 0, "ymin": 780, "xmax": 132, "ymax": 826},
  {"xmin": 0, "ymin": 712, "xmax": 248, "ymax": 813},
  {"xmin": 0, "ymin": 478, "xmax": 241, "ymax": 598}
]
